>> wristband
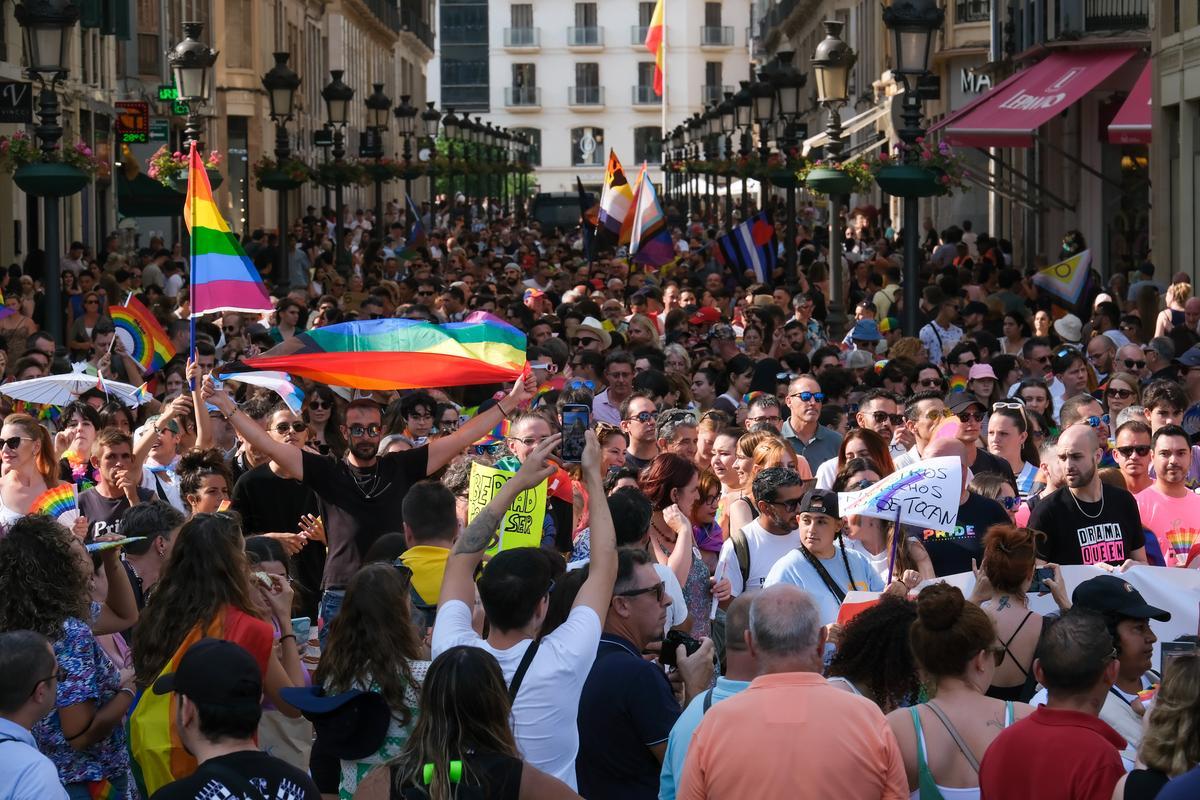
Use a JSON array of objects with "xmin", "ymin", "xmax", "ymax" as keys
[{"xmin": 278, "ymin": 633, "xmax": 297, "ymax": 643}]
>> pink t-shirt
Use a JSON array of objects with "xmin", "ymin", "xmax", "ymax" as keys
[{"xmin": 1135, "ymin": 485, "xmax": 1200, "ymax": 566}]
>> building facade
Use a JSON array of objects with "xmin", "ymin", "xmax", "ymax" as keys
[
  {"xmin": 1153, "ymin": 0, "xmax": 1200, "ymax": 281},
  {"xmin": 431, "ymin": 0, "xmax": 752, "ymax": 194}
]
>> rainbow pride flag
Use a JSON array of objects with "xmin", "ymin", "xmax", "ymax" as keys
[
  {"xmin": 30, "ymin": 484, "xmax": 76, "ymax": 518},
  {"xmin": 949, "ymin": 375, "xmax": 968, "ymax": 393},
  {"xmin": 0, "ymin": 286, "xmax": 14, "ymax": 320},
  {"xmin": 110, "ymin": 295, "xmax": 175, "ymax": 372},
  {"xmin": 223, "ymin": 311, "xmax": 526, "ymax": 391},
  {"xmin": 183, "ymin": 143, "xmax": 273, "ymax": 317}
]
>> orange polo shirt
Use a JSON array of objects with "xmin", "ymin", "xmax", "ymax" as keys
[{"xmin": 677, "ymin": 671, "xmax": 908, "ymax": 800}]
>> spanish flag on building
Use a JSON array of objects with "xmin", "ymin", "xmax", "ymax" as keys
[{"xmin": 644, "ymin": 0, "xmax": 665, "ymax": 95}]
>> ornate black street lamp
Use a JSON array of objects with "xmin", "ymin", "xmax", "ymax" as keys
[
  {"xmin": 261, "ymin": 51, "xmax": 301, "ymax": 289},
  {"xmin": 321, "ymin": 69, "xmax": 354, "ymax": 266},
  {"xmin": 167, "ymin": 22, "xmax": 218, "ymax": 149}
]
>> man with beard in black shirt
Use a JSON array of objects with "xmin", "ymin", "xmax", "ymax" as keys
[{"xmin": 1031, "ymin": 424, "xmax": 1148, "ymax": 567}]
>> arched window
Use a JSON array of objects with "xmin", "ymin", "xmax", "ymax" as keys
[{"xmin": 570, "ymin": 126, "xmax": 605, "ymax": 167}]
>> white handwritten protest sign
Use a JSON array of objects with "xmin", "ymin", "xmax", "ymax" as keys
[{"xmin": 837, "ymin": 456, "xmax": 962, "ymax": 533}]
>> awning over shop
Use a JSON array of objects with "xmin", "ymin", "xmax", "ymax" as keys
[
  {"xmin": 932, "ymin": 48, "xmax": 1137, "ymax": 147},
  {"xmin": 802, "ymin": 102, "xmax": 890, "ymax": 156},
  {"xmin": 1108, "ymin": 61, "xmax": 1152, "ymax": 144}
]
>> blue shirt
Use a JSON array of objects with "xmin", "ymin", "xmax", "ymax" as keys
[
  {"xmin": 1159, "ymin": 764, "xmax": 1200, "ymax": 799},
  {"xmin": 763, "ymin": 545, "xmax": 883, "ymax": 627},
  {"xmin": 0, "ymin": 717, "xmax": 68, "ymax": 800},
  {"xmin": 781, "ymin": 420, "xmax": 843, "ymax": 468},
  {"xmin": 659, "ymin": 677, "xmax": 751, "ymax": 800},
  {"xmin": 576, "ymin": 634, "xmax": 680, "ymax": 800}
]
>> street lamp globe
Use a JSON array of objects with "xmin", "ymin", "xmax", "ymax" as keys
[
  {"xmin": 14, "ymin": 0, "xmax": 78, "ymax": 81},
  {"xmin": 442, "ymin": 107, "xmax": 460, "ymax": 140},
  {"xmin": 719, "ymin": 92, "xmax": 736, "ymax": 135},
  {"xmin": 168, "ymin": 21, "xmax": 218, "ymax": 102},
  {"xmin": 420, "ymin": 102, "xmax": 441, "ymax": 138},
  {"xmin": 733, "ymin": 81, "xmax": 753, "ymax": 130},
  {"xmin": 771, "ymin": 52, "xmax": 807, "ymax": 122},
  {"xmin": 321, "ymin": 70, "xmax": 354, "ymax": 127},
  {"xmin": 812, "ymin": 20, "xmax": 857, "ymax": 106},
  {"xmin": 883, "ymin": 0, "xmax": 944, "ymax": 78},
  {"xmin": 749, "ymin": 69, "xmax": 776, "ymax": 128},
  {"xmin": 365, "ymin": 83, "xmax": 391, "ymax": 131},
  {"xmin": 261, "ymin": 51, "xmax": 301, "ymax": 122},
  {"xmin": 393, "ymin": 94, "xmax": 417, "ymax": 137}
]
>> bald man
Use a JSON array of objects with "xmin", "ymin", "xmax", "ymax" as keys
[
  {"xmin": 1114, "ymin": 343, "xmax": 1149, "ymax": 384},
  {"xmin": 1030, "ymin": 424, "xmax": 1147, "ymax": 567},
  {"xmin": 907, "ymin": 438, "xmax": 1009, "ymax": 576}
]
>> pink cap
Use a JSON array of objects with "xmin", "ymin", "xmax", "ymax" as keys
[{"xmin": 968, "ymin": 363, "xmax": 997, "ymax": 381}]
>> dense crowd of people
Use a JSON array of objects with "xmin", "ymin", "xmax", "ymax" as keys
[{"xmin": 1, "ymin": 194, "xmax": 1200, "ymax": 800}]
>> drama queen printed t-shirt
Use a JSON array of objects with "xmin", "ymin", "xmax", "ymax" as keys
[
  {"xmin": 1031, "ymin": 483, "xmax": 1145, "ymax": 566},
  {"xmin": 1134, "ymin": 485, "xmax": 1200, "ymax": 566}
]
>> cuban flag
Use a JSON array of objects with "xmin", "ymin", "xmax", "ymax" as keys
[{"xmin": 716, "ymin": 212, "xmax": 778, "ymax": 284}]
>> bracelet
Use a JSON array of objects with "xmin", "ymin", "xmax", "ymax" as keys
[
  {"xmin": 278, "ymin": 633, "xmax": 297, "ymax": 643},
  {"xmin": 118, "ymin": 687, "xmax": 135, "ymax": 699},
  {"xmin": 497, "ymin": 402, "xmax": 511, "ymax": 419}
]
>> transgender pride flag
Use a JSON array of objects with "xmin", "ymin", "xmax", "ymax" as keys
[{"xmin": 183, "ymin": 143, "xmax": 274, "ymax": 317}]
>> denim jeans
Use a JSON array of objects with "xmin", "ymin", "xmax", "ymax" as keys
[{"xmin": 317, "ymin": 588, "xmax": 346, "ymax": 649}]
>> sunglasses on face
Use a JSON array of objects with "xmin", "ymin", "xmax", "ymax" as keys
[
  {"xmin": 616, "ymin": 581, "xmax": 665, "ymax": 602},
  {"xmin": 1115, "ymin": 444, "xmax": 1151, "ymax": 458},
  {"xmin": 0, "ymin": 436, "xmax": 29, "ymax": 450},
  {"xmin": 958, "ymin": 410, "xmax": 985, "ymax": 424},
  {"xmin": 870, "ymin": 411, "xmax": 905, "ymax": 426},
  {"xmin": 1122, "ymin": 359, "xmax": 1147, "ymax": 370},
  {"xmin": 473, "ymin": 442, "xmax": 504, "ymax": 456},
  {"xmin": 273, "ymin": 422, "xmax": 307, "ymax": 434},
  {"xmin": 308, "ymin": 401, "xmax": 329, "ymax": 410},
  {"xmin": 568, "ymin": 379, "xmax": 596, "ymax": 390},
  {"xmin": 440, "ymin": 418, "xmax": 461, "ymax": 430},
  {"xmin": 768, "ymin": 497, "xmax": 804, "ymax": 513},
  {"xmin": 626, "ymin": 410, "xmax": 657, "ymax": 423},
  {"xmin": 918, "ymin": 378, "xmax": 943, "ymax": 388},
  {"xmin": 957, "ymin": 358, "xmax": 977, "ymax": 367},
  {"xmin": 1000, "ymin": 496, "xmax": 1021, "ymax": 511},
  {"xmin": 1085, "ymin": 415, "xmax": 1110, "ymax": 428},
  {"xmin": 347, "ymin": 424, "xmax": 382, "ymax": 438},
  {"xmin": 1106, "ymin": 387, "xmax": 1135, "ymax": 400},
  {"xmin": 1033, "ymin": 355, "xmax": 1053, "ymax": 364},
  {"xmin": 789, "ymin": 391, "xmax": 824, "ymax": 403},
  {"xmin": 570, "ymin": 336, "xmax": 601, "ymax": 348}
]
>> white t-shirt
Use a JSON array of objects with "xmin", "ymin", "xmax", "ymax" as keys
[
  {"xmin": 815, "ymin": 456, "xmax": 839, "ymax": 490},
  {"xmin": 715, "ymin": 519, "xmax": 800, "ymax": 597},
  {"xmin": 431, "ymin": 599, "xmax": 601, "ymax": 790},
  {"xmin": 844, "ymin": 537, "xmax": 892, "ymax": 584}
]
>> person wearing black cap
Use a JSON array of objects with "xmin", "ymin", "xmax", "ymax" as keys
[
  {"xmin": 149, "ymin": 639, "xmax": 320, "ymax": 800},
  {"xmin": 946, "ymin": 393, "xmax": 1016, "ymax": 483},
  {"xmin": 1027, "ymin": 575, "xmax": 1171, "ymax": 771},
  {"xmin": 762, "ymin": 489, "xmax": 890, "ymax": 628}
]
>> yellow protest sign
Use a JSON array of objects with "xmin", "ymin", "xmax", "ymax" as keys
[{"xmin": 467, "ymin": 462, "xmax": 547, "ymax": 553}]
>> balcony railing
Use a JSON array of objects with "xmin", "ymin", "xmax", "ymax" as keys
[
  {"xmin": 631, "ymin": 24, "xmax": 649, "ymax": 44},
  {"xmin": 954, "ymin": 0, "xmax": 989, "ymax": 22},
  {"xmin": 569, "ymin": 86, "xmax": 605, "ymax": 106},
  {"xmin": 700, "ymin": 25, "xmax": 734, "ymax": 46},
  {"xmin": 400, "ymin": 0, "xmax": 434, "ymax": 49},
  {"xmin": 702, "ymin": 84, "xmax": 734, "ymax": 103},
  {"xmin": 568, "ymin": 26, "xmax": 603, "ymax": 46},
  {"xmin": 1083, "ymin": 0, "xmax": 1149, "ymax": 29},
  {"xmin": 503, "ymin": 27, "xmax": 540, "ymax": 47},
  {"xmin": 363, "ymin": 0, "xmax": 401, "ymax": 32},
  {"xmin": 633, "ymin": 85, "xmax": 658, "ymax": 105},
  {"xmin": 505, "ymin": 86, "xmax": 541, "ymax": 107}
]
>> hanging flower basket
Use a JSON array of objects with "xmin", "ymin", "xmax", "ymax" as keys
[
  {"xmin": 803, "ymin": 167, "xmax": 854, "ymax": 194},
  {"xmin": 253, "ymin": 155, "xmax": 313, "ymax": 191},
  {"xmin": 168, "ymin": 168, "xmax": 224, "ymax": 193},
  {"xmin": 874, "ymin": 164, "xmax": 945, "ymax": 198},
  {"xmin": 13, "ymin": 163, "xmax": 90, "ymax": 198},
  {"xmin": 313, "ymin": 159, "xmax": 369, "ymax": 187}
]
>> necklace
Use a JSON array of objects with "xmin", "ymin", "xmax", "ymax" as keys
[
  {"xmin": 650, "ymin": 518, "xmax": 678, "ymax": 550},
  {"xmin": 1070, "ymin": 486, "xmax": 1105, "ymax": 519},
  {"xmin": 347, "ymin": 460, "xmax": 391, "ymax": 501}
]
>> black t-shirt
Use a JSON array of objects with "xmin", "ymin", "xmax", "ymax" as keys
[
  {"xmin": 78, "ymin": 486, "xmax": 156, "ymax": 540},
  {"xmin": 149, "ymin": 750, "xmax": 320, "ymax": 800},
  {"xmin": 390, "ymin": 753, "xmax": 522, "ymax": 800},
  {"xmin": 1031, "ymin": 483, "xmax": 1146, "ymax": 566},
  {"xmin": 232, "ymin": 463, "xmax": 324, "ymax": 620},
  {"xmin": 908, "ymin": 491, "xmax": 1010, "ymax": 576},
  {"xmin": 972, "ymin": 448, "xmax": 1017, "ymax": 484},
  {"xmin": 302, "ymin": 447, "xmax": 429, "ymax": 589}
]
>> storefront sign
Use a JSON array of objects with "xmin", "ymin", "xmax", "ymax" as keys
[
  {"xmin": 149, "ymin": 119, "xmax": 169, "ymax": 141},
  {"xmin": 960, "ymin": 68, "xmax": 992, "ymax": 95},
  {"xmin": 0, "ymin": 81, "xmax": 33, "ymax": 124}
]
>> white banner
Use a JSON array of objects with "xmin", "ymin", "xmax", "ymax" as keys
[{"xmin": 838, "ymin": 456, "xmax": 963, "ymax": 534}]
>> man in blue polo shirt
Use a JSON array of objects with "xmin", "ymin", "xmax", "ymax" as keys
[
  {"xmin": 0, "ymin": 631, "xmax": 68, "ymax": 799},
  {"xmin": 659, "ymin": 594, "xmax": 755, "ymax": 800},
  {"xmin": 575, "ymin": 548, "xmax": 714, "ymax": 799}
]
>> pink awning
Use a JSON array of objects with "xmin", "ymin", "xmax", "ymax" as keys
[
  {"xmin": 941, "ymin": 49, "xmax": 1138, "ymax": 148},
  {"xmin": 1108, "ymin": 61, "xmax": 1152, "ymax": 144}
]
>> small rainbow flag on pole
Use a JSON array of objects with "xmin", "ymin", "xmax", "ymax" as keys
[
  {"xmin": 183, "ymin": 143, "xmax": 273, "ymax": 318},
  {"xmin": 110, "ymin": 294, "xmax": 175, "ymax": 373}
]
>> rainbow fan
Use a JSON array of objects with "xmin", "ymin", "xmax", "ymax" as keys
[{"xmin": 30, "ymin": 484, "xmax": 76, "ymax": 519}]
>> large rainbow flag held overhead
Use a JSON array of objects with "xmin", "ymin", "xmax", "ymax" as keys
[
  {"xmin": 223, "ymin": 311, "xmax": 526, "ymax": 391},
  {"xmin": 111, "ymin": 294, "xmax": 175, "ymax": 372},
  {"xmin": 183, "ymin": 143, "xmax": 274, "ymax": 317}
]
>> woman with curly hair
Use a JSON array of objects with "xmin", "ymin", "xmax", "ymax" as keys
[
  {"xmin": 1113, "ymin": 653, "xmax": 1200, "ymax": 798},
  {"xmin": 828, "ymin": 595, "xmax": 921, "ymax": 713},
  {"xmin": 315, "ymin": 563, "xmax": 429, "ymax": 799},
  {"xmin": 354, "ymin": 646, "xmax": 579, "ymax": 800},
  {"xmin": 129, "ymin": 513, "xmax": 304, "ymax": 795},
  {"xmin": 0, "ymin": 515, "xmax": 139, "ymax": 797},
  {"xmin": 177, "ymin": 448, "xmax": 233, "ymax": 515},
  {"xmin": 886, "ymin": 584, "xmax": 1033, "ymax": 799}
]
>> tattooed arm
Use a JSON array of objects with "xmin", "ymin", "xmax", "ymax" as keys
[{"xmin": 438, "ymin": 435, "xmax": 561, "ymax": 609}]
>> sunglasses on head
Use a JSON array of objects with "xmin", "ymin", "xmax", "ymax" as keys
[
  {"xmin": 993, "ymin": 401, "xmax": 1025, "ymax": 411},
  {"xmin": 348, "ymin": 423, "xmax": 382, "ymax": 438},
  {"xmin": 1115, "ymin": 444, "xmax": 1151, "ymax": 458},
  {"xmin": 273, "ymin": 422, "xmax": 307, "ymax": 434}
]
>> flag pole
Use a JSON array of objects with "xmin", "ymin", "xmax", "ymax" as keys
[
  {"xmin": 187, "ymin": 143, "xmax": 197, "ymax": 389},
  {"xmin": 660, "ymin": 0, "xmax": 668, "ymax": 140}
]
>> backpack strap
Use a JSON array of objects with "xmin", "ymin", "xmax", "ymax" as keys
[
  {"xmin": 702, "ymin": 687, "xmax": 716, "ymax": 714},
  {"xmin": 731, "ymin": 527, "xmax": 751, "ymax": 589},
  {"xmin": 797, "ymin": 545, "xmax": 846, "ymax": 604},
  {"xmin": 507, "ymin": 639, "xmax": 541, "ymax": 703},
  {"xmin": 925, "ymin": 701, "xmax": 981, "ymax": 773}
]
